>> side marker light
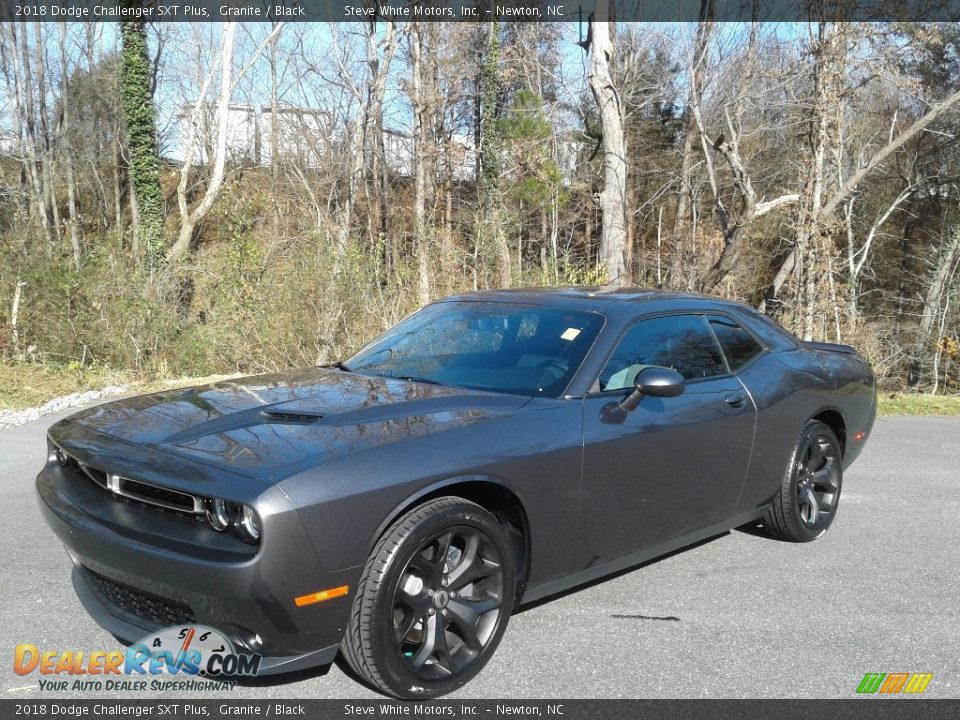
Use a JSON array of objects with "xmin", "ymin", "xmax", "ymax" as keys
[{"xmin": 294, "ymin": 585, "xmax": 349, "ymax": 607}]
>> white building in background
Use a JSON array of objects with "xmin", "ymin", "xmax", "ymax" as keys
[
  {"xmin": 259, "ymin": 106, "xmax": 332, "ymax": 166},
  {"xmin": 382, "ymin": 129, "xmax": 477, "ymax": 182},
  {"xmin": 173, "ymin": 102, "xmax": 587, "ymax": 186},
  {"xmin": 175, "ymin": 102, "xmax": 331, "ymax": 167},
  {"xmin": 0, "ymin": 131, "xmax": 17, "ymax": 155}
]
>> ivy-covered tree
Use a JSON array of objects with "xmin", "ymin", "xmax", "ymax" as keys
[{"xmin": 119, "ymin": 20, "xmax": 165, "ymax": 271}]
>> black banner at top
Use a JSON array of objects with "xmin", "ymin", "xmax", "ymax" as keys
[{"xmin": 2, "ymin": 0, "xmax": 959, "ymax": 23}]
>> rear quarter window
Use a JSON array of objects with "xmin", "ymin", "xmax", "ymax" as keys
[
  {"xmin": 731, "ymin": 307, "xmax": 799, "ymax": 352},
  {"xmin": 707, "ymin": 315, "xmax": 764, "ymax": 371}
]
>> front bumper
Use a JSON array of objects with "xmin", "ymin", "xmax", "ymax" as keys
[{"xmin": 36, "ymin": 461, "xmax": 363, "ymax": 676}]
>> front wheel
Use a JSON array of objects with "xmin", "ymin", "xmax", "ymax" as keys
[
  {"xmin": 341, "ymin": 497, "xmax": 515, "ymax": 699},
  {"xmin": 764, "ymin": 420, "xmax": 843, "ymax": 542}
]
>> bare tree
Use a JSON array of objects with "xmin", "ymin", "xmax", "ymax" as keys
[
  {"xmin": 59, "ymin": 23, "xmax": 83, "ymax": 270},
  {"xmin": 585, "ymin": 1, "xmax": 628, "ymax": 285},
  {"xmin": 409, "ymin": 22, "xmax": 438, "ymax": 304},
  {"xmin": 168, "ymin": 23, "xmax": 284, "ymax": 266},
  {"xmin": 364, "ymin": 19, "xmax": 398, "ymax": 256},
  {"xmin": 917, "ymin": 224, "xmax": 960, "ymax": 390}
]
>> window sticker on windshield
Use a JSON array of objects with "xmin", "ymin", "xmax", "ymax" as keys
[{"xmin": 561, "ymin": 328, "xmax": 581, "ymax": 341}]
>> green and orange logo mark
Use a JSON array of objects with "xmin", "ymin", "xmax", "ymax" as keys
[{"xmin": 856, "ymin": 673, "xmax": 932, "ymax": 694}]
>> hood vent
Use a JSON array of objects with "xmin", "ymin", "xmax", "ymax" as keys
[{"xmin": 260, "ymin": 410, "xmax": 324, "ymax": 423}]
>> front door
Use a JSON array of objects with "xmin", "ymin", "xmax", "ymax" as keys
[{"xmin": 579, "ymin": 313, "xmax": 756, "ymax": 568}]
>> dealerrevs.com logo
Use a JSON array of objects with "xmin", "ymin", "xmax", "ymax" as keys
[{"xmin": 13, "ymin": 625, "xmax": 260, "ymax": 692}]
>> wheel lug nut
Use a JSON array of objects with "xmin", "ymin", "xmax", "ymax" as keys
[
  {"xmin": 427, "ymin": 589, "xmax": 434, "ymax": 596},
  {"xmin": 442, "ymin": 609, "xmax": 448, "ymax": 616},
  {"xmin": 441, "ymin": 578, "xmax": 448, "ymax": 587},
  {"xmin": 428, "ymin": 608, "xmax": 435, "ymax": 615}
]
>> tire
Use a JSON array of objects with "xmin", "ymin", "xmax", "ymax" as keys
[
  {"xmin": 764, "ymin": 420, "xmax": 843, "ymax": 543},
  {"xmin": 341, "ymin": 497, "xmax": 516, "ymax": 699}
]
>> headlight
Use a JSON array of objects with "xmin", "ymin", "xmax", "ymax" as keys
[
  {"xmin": 205, "ymin": 498, "xmax": 261, "ymax": 544},
  {"xmin": 206, "ymin": 498, "xmax": 233, "ymax": 532},
  {"xmin": 237, "ymin": 505, "xmax": 261, "ymax": 543}
]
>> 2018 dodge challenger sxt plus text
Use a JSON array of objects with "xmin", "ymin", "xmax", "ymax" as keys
[{"xmin": 37, "ymin": 288, "xmax": 875, "ymax": 698}]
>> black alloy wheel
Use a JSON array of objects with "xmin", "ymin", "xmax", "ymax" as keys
[
  {"xmin": 392, "ymin": 526, "xmax": 505, "ymax": 679},
  {"xmin": 794, "ymin": 432, "xmax": 841, "ymax": 529},
  {"xmin": 764, "ymin": 420, "xmax": 843, "ymax": 542},
  {"xmin": 342, "ymin": 497, "xmax": 515, "ymax": 699}
]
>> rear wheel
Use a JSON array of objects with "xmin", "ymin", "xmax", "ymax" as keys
[
  {"xmin": 764, "ymin": 420, "xmax": 842, "ymax": 542},
  {"xmin": 342, "ymin": 497, "xmax": 515, "ymax": 699}
]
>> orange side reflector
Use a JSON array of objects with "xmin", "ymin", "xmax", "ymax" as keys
[
  {"xmin": 294, "ymin": 585, "xmax": 349, "ymax": 607},
  {"xmin": 853, "ymin": 431, "xmax": 866, "ymax": 442}
]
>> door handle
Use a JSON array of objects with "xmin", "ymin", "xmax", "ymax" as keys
[{"xmin": 725, "ymin": 393, "xmax": 747, "ymax": 408}]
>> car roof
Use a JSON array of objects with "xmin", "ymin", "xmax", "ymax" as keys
[{"xmin": 440, "ymin": 286, "xmax": 734, "ymax": 314}]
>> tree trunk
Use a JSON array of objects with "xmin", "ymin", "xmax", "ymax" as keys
[
  {"xmin": 672, "ymin": 8, "xmax": 713, "ymax": 290},
  {"xmin": 170, "ymin": 23, "xmax": 237, "ymax": 264},
  {"xmin": 365, "ymin": 20, "xmax": 397, "ymax": 260},
  {"xmin": 59, "ymin": 23, "xmax": 83, "ymax": 271},
  {"xmin": 12, "ymin": 22, "xmax": 54, "ymax": 248},
  {"xmin": 587, "ymin": 1, "xmax": 628, "ymax": 285},
  {"xmin": 33, "ymin": 23, "xmax": 61, "ymax": 248},
  {"xmin": 269, "ymin": 20, "xmax": 280, "ymax": 238},
  {"xmin": 120, "ymin": 19, "xmax": 165, "ymax": 271},
  {"xmin": 169, "ymin": 23, "xmax": 282, "ymax": 266},
  {"xmin": 480, "ymin": 21, "xmax": 511, "ymax": 288},
  {"xmin": 410, "ymin": 23, "xmax": 433, "ymax": 305},
  {"xmin": 917, "ymin": 227, "xmax": 960, "ymax": 386}
]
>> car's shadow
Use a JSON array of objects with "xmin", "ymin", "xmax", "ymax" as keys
[
  {"xmin": 514, "ymin": 532, "xmax": 729, "ymax": 614},
  {"xmin": 734, "ymin": 518, "xmax": 789, "ymax": 542},
  {"xmin": 517, "ymin": 519, "xmax": 777, "ymax": 613}
]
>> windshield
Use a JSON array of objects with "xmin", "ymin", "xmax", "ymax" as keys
[{"xmin": 346, "ymin": 301, "xmax": 604, "ymax": 397}]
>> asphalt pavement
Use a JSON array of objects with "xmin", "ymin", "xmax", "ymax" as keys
[{"xmin": 1, "ymin": 409, "xmax": 957, "ymax": 699}]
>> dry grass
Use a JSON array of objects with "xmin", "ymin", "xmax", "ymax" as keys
[
  {"xmin": 0, "ymin": 361, "xmax": 242, "ymax": 412},
  {"xmin": 0, "ymin": 363, "xmax": 125, "ymax": 411}
]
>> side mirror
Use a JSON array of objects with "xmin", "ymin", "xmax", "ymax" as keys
[{"xmin": 620, "ymin": 367, "xmax": 685, "ymax": 411}]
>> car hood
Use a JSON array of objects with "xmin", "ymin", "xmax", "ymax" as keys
[{"xmin": 66, "ymin": 368, "xmax": 529, "ymax": 482}]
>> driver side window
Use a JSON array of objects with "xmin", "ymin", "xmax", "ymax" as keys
[{"xmin": 600, "ymin": 315, "xmax": 727, "ymax": 390}]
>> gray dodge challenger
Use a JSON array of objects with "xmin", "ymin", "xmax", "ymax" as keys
[{"xmin": 37, "ymin": 288, "xmax": 876, "ymax": 698}]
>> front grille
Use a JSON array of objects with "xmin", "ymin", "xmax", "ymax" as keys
[
  {"xmin": 86, "ymin": 569, "xmax": 196, "ymax": 627},
  {"xmin": 116, "ymin": 477, "xmax": 200, "ymax": 513},
  {"xmin": 55, "ymin": 444, "xmax": 204, "ymax": 517}
]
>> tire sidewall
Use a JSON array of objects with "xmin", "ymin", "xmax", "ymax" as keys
[{"xmin": 366, "ymin": 502, "xmax": 516, "ymax": 699}]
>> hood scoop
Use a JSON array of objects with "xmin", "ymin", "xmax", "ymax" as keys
[
  {"xmin": 260, "ymin": 410, "xmax": 325, "ymax": 423},
  {"xmin": 163, "ymin": 406, "xmax": 324, "ymax": 445}
]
